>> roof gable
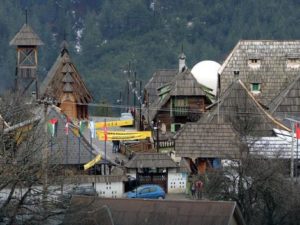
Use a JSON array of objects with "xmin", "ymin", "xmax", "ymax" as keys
[
  {"xmin": 40, "ymin": 49, "xmax": 92, "ymax": 104},
  {"xmin": 269, "ymin": 73, "xmax": 300, "ymax": 119},
  {"xmin": 146, "ymin": 69, "xmax": 213, "ymax": 122},
  {"xmin": 9, "ymin": 24, "xmax": 44, "ymax": 46},
  {"xmin": 220, "ymin": 40, "xmax": 300, "ymax": 106},
  {"xmin": 202, "ymin": 80, "xmax": 290, "ymax": 136},
  {"xmin": 145, "ymin": 69, "xmax": 177, "ymax": 104}
]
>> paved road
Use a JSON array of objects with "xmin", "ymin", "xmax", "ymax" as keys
[{"xmin": 82, "ymin": 117, "xmax": 130, "ymax": 164}]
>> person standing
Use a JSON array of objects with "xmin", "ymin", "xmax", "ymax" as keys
[
  {"xmin": 195, "ymin": 180, "xmax": 203, "ymax": 199},
  {"xmin": 190, "ymin": 181, "xmax": 196, "ymax": 199}
]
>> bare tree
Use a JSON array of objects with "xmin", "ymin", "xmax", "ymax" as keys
[{"xmin": 0, "ymin": 92, "xmax": 66, "ymax": 225}]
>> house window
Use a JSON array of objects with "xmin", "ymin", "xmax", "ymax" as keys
[
  {"xmin": 248, "ymin": 59, "xmax": 261, "ymax": 69},
  {"xmin": 287, "ymin": 58, "xmax": 300, "ymax": 69},
  {"xmin": 251, "ymin": 83, "xmax": 261, "ymax": 93}
]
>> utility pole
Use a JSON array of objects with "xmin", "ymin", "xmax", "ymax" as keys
[
  {"xmin": 152, "ymin": 120, "xmax": 160, "ymax": 153},
  {"xmin": 285, "ymin": 118, "xmax": 300, "ymax": 182},
  {"xmin": 37, "ymin": 97, "xmax": 54, "ymax": 204},
  {"xmin": 139, "ymin": 80, "xmax": 142, "ymax": 130}
]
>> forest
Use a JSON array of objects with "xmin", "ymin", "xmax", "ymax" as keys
[{"xmin": 1, "ymin": 0, "xmax": 300, "ymax": 105}]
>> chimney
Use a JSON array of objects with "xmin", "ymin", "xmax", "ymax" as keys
[{"xmin": 234, "ymin": 70, "xmax": 240, "ymax": 80}]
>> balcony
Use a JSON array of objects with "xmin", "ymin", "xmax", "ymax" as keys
[{"xmin": 172, "ymin": 106, "xmax": 189, "ymax": 116}]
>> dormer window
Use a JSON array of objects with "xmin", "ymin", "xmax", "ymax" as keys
[
  {"xmin": 248, "ymin": 58, "xmax": 261, "ymax": 69},
  {"xmin": 251, "ymin": 83, "xmax": 261, "ymax": 93},
  {"xmin": 287, "ymin": 58, "xmax": 300, "ymax": 69}
]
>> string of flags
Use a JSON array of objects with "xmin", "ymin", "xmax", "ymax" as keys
[{"xmin": 46, "ymin": 118, "xmax": 151, "ymax": 140}]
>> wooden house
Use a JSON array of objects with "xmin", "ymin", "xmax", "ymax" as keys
[
  {"xmin": 143, "ymin": 54, "xmax": 214, "ymax": 153},
  {"xmin": 174, "ymin": 79, "xmax": 290, "ymax": 174},
  {"xmin": 219, "ymin": 40, "xmax": 300, "ymax": 108},
  {"xmin": 40, "ymin": 42, "xmax": 92, "ymax": 120},
  {"xmin": 64, "ymin": 197, "xmax": 246, "ymax": 225}
]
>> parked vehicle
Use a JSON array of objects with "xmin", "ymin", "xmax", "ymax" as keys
[
  {"xmin": 59, "ymin": 186, "xmax": 98, "ymax": 201},
  {"xmin": 120, "ymin": 112, "xmax": 133, "ymax": 121},
  {"xmin": 126, "ymin": 184, "xmax": 165, "ymax": 199}
]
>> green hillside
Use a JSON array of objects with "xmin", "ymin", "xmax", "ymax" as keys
[{"xmin": 1, "ymin": 0, "xmax": 300, "ymax": 104}]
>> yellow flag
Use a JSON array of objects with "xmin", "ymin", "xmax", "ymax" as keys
[
  {"xmin": 84, "ymin": 154, "xmax": 101, "ymax": 170},
  {"xmin": 95, "ymin": 120, "xmax": 133, "ymax": 128},
  {"xmin": 96, "ymin": 131, "xmax": 152, "ymax": 141}
]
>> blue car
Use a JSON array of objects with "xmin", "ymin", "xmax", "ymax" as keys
[{"xmin": 126, "ymin": 184, "xmax": 165, "ymax": 199}]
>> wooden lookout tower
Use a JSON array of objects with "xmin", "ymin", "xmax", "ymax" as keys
[{"xmin": 9, "ymin": 21, "xmax": 44, "ymax": 98}]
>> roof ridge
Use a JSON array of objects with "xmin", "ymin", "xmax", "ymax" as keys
[
  {"xmin": 238, "ymin": 80, "xmax": 291, "ymax": 132},
  {"xmin": 269, "ymin": 73, "xmax": 300, "ymax": 113}
]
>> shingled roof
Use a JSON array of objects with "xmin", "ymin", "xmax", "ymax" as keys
[
  {"xmin": 146, "ymin": 69, "xmax": 213, "ymax": 122},
  {"xmin": 144, "ymin": 69, "xmax": 177, "ymax": 104},
  {"xmin": 269, "ymin": 73, "xmax": 300, "ymax": 121},
  {"xmin": 219, "ymin": 40, "xmax": 300, "ymax": 106},
  {"xmin": 174, "ymin": 122, "xmax": 243, "ymax": 159},
  {"xmin": 201, "ymin": 79, "xmax": 290, "ymax": 136},
  {"xmin": 125, "ymin": 152, "xmax": 178, "ymax": 169},
  {"xmin": 46, "ymin": 107, "xmax": 96, "ymax": 165},
  {"xmin": 9, "ymin": 24, "xmax": 44, "ymax": 46},
  {"xmin": 63, "ymin": 197, "xmax": 246, "ymax": 225},
  {"xmin": 40, "ymin": 46, "xmax": 92, "ymax": 104}
]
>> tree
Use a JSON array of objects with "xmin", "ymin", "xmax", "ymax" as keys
[{"xmin": 0, "ymin": 91, "xmax": 66, "ymax": 224}]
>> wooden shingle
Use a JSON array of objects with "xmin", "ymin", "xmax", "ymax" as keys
[
  {"xmin": 9, "ymin": 24, "xmax": 44, "ymax": 46},
  {"xmin": 219, "ymin": 40, "xmax": 300, "ymax": 106},
  {"xmin": 174, "ymin": 122, "xmax": 243, "ymax": 159}
]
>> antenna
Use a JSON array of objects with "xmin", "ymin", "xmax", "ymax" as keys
[
  {"xmin": 181, "ymin": 43, "xmax": 184, "ymax": 53},
  {"xmin": 25, "ymin": 8, "xmax": 28, "ymax": 24}
]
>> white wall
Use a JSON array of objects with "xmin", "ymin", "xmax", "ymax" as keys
[
  {"xmin": 168, "ymin": 172, "xmax": 187, "ymax": 193},
  {"xmin": 95, "ymin": 182, "xmax": 124, "ymax": 198}
]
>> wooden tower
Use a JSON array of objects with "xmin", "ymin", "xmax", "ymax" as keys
[{"xmin": 9, "ymin": 22, "xmax": 44, "ymax": 98}]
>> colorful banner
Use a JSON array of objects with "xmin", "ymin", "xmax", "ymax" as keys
[
  {"xmin": 95, "ymin": 119, "xmax": 133, "ymax": 128},
  {"xmin": 96, "ymin": 130, "xmax": 152, "ymax": 141},
  {"xmin": 84, "ymin": 154, "xmax": 101, "ymax": 170}
]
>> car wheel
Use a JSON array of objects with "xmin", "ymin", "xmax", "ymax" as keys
[{"xmin": 158, "ymin": 196, "xmax": 164, "ymax": 200}]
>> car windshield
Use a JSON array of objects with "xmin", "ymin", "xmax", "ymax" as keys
[{"xmin": 132, "ymin": 186, "xmax": 145, "ymax": 193}]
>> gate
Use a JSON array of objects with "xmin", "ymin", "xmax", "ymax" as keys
[{"xmin": 137, "ymin": 172, "xmax": 168, "ymax": 193}]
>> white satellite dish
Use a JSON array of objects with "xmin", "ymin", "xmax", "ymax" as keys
[{"xmin": 191, "ymin": 60, "xmax": 221, "ymax": 95}]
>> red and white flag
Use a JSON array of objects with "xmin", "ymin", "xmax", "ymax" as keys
[{"xmin": 65, "ymin": 117, "xmax": 71, "ymax": 135}]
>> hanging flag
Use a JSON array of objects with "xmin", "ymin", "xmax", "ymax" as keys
[
  {"xmin": 79, "ymin": 120, "xmax": 88, "ymax": 133},
  {"xmin": 47, "ymin": 118, "xmax": 58, "ymax": 137},
  {"xmin": 84, "ymin": 154, "xmax": 101, "ymax": 170},
  {"xmin": 296, "ymin": 123, "xmax": 300, "ymax": 139},
  {"xmin": 64, "ymin": 117, "xmax": 70, "ymax": 135},
  {"xmin": 89, "ymin": 121, "xmax": 96, "ymax": 139}
]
